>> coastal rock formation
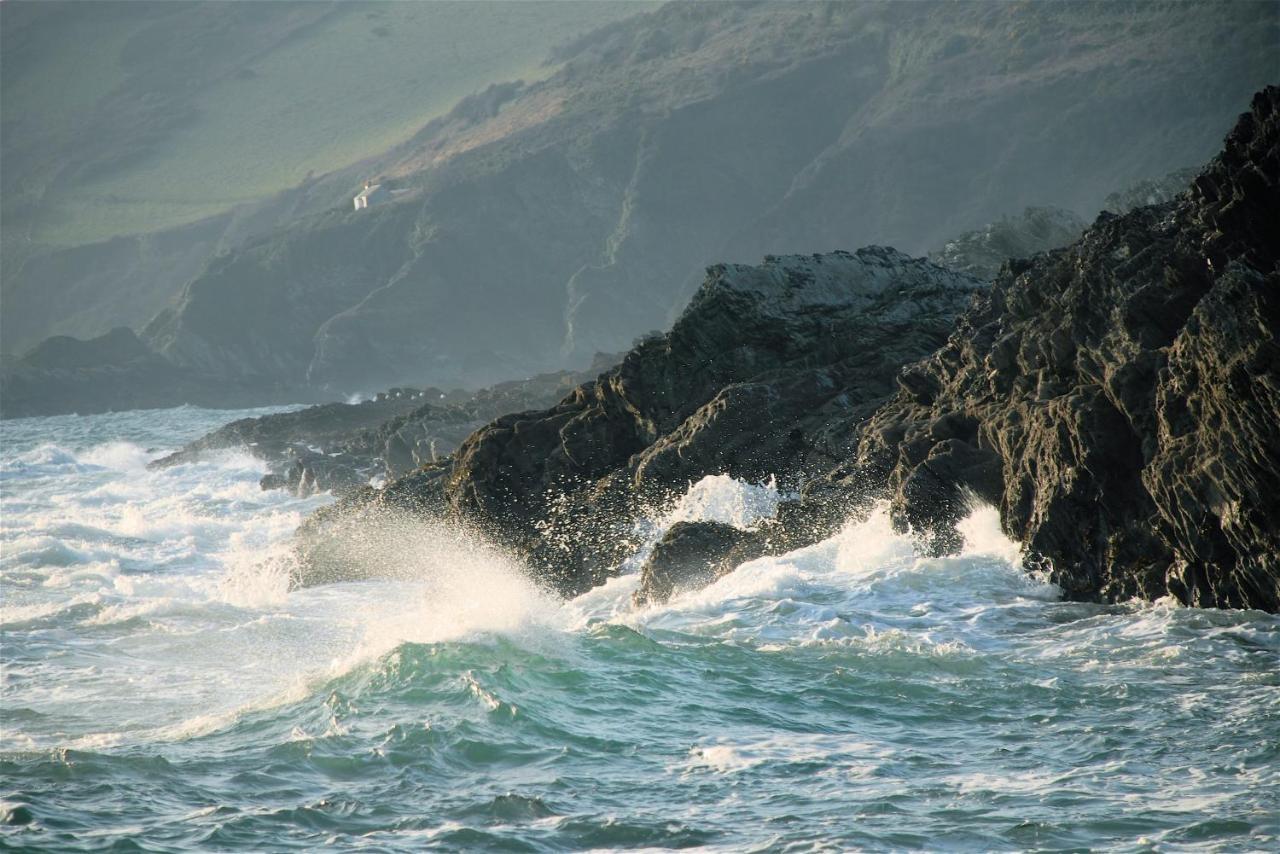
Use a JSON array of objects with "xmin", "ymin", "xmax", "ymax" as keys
[
  {"xmin": 154, "ymin": 358, "xmax": 616, "ymax": 495},
  {"xmin": 0, "ymin": 328, "xmax": 277, "ymax": 419},
  {"xmin": 9, "ymin": 1, "xmax": 1270, "ymax": 421},
  {"xmin": 296, "ymin": 90, "xmax": 1278, "ymax": 613},
  {"xmin": 632, "ymin": 521, "xmax": 751, "ymax": 607},
  {"xmin": 151, "ymin": 387, "xmax": 440, "ymax": 495},
  {"xmin": 928, "ymin": 207, "xmax": 1085, "ymax": 280},
  {"xmin": 403, "ymin": 248, "xmax": 984, "ymax": 594},
  {"xmin": 845, "ymin": 87, "xmax": 1280, "ymax": 610}
]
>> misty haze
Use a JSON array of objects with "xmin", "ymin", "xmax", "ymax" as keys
[{"xmin": 2, "ymin": 1, "xmax": 1278, "ymax": 850}]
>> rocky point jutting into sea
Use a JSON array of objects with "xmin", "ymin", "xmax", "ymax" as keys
[
  {"xmin": 5, "ymin": 4, "xmax": 1279, "ymax": 847},
  {"xmin": 286, "ymin": 87, "xmax": 1280, "ymax": 613}
]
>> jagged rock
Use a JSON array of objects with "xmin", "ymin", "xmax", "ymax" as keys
[
  {"xmin": 290, "ymin": 463, "xmax": 453, "ymax": 588},
  {"xmin": 928, "ymin": 207, "xmax": 1086, "ymax": 280},
  {"xmin": 150, "ymin": 391, "xmax": 438, "ymax": 479},
  {"xmin": 427, "ymin": 248, "xmax": 983, "ymax": 595},
  {"xmin": 154, "ymin": 357, "xmax": 618, "ymax": 496},
  {"xmin": 1102, "ymin": 166, "xmax": 1200, "ymax": 215},
  {"xmin": 844, "ymin": 88, "xmax": 1280, "ymax": 611},
  {"xmin": 291, "ymin": 91, "xmax": 1279, "ymax": 611},
  {"xmin": 258, "ymin": 449, "xmax": 365, "ymax": 498}
]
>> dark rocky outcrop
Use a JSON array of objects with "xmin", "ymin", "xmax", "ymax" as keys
[
  {"xmin": 300, "ymin": 248, "xmax": 983, "ymax": 594},
  {"xmin": 299, "ymin": 89, "xmax": 1280, "ymax": 613},
  {"xmin": 151, "ymin": 387, "xmax": 441, "ymax": 494},
  {"xmin": 841, "ymin": 87, "xmax": 1280, "ymax": 611},
  {"xmin": 632, "ymin": 521, "xmax": 751, "ymax": 606},
  {"xmin": 154, "ymin": 356, "xmax": 618, "ymax": 496},
  {"xmin": 929, "ymin": 207, "xmax": 1086, "ymax": 280},
  {"xmin": 0, "ymin": 328, "xmax": 284, "ymax": 419}
]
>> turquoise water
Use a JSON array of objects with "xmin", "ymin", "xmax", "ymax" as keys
[{"xmin": 2, "ymin": 407, "xmax": 1278, "ymax": 852}]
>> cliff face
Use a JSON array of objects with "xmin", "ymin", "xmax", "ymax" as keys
[
  {"xmin": 63, "ymin": 1, "xmax": 1277, "ymax": 403},
  {"xmin": 847, "ymin": 88, "xmax": 1280, "ymax": 611},
  {"xmin": 0, "ymin": 327, "xmax": 283, "ymax": 419},
  {"xmin": 296, "ymin": 249, "xmax": 983, "ymax": 594},
  {"xmin": 300, "ymin": 88, "xmax": 1280, "ymax": 612}
]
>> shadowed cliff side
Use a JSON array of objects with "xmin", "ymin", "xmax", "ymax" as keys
[
  {"xmin": 298, "ymin": 248, "xmax": 984, "ymax": 593},
  {"xmin": 77, "ymin": 2, "xmax": 1280, "ymax": 401},
  {"xmin": 298, "ymin": 88, "xmax": 1280, "ymax": 612},
  {"xmin": 841, "ymin": 87, "xmax": 1280, "ymax": 611}
]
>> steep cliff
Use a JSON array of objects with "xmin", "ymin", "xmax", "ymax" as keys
[
  {"xmin": 846, "ymin": 87, "xmax": 1280, "ymax": 611},
  {"xmin": 74, "ymin": 1, "xmax": 1278, "ymax": 403},
  {"xmin": 300, "ymin": 88, "xmax": 1280, "ymax": 613},
  {"xmin": 299, "ymin": 249, "xmax": 983, "ymax": 593}
]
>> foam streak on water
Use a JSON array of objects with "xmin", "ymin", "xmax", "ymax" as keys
[{"xmin": 2, "ymin": 407, "xmax": 1278, "ymax": 851}]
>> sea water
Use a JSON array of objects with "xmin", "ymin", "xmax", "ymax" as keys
[{"xmin": 1, "ymin": 407, "xmax": 1277, "ymax": 851}]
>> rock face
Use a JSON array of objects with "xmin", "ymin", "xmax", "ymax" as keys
[
  {"xmin": 154, "ymin": 358, "xmax": 616, "ymax": 495},
  {"xmin": 845, "ymin": 87, "xmax": 1280, "ymax": 611},
  {"xmin": 0, "ymin": 327, "xmax": 278, "ymax": 419},
  {"xmin": 1102, "ymin": 166, "xmax": 1200, "ymax": 215},
  {"xmin": 297, "ymin": 90, "xmax": 1278, "ymax": 612},
  {"xmin": 632, "ymin": 521, "xmax": 750, "ymax": 606},
  {"xmin": 8, "ymin": 0, "xmax": 1264, "ymax": 418},
  {"xmin": 151, "ymin": 387, "xmax": 440, "ymax": 494},
  {"xmin": 427, "ymin": 248, "xmax": 984, "ymax": 594},
  {"xmin": 929, "ymin": 207, "xmax": 1086, "ymax": 280}
]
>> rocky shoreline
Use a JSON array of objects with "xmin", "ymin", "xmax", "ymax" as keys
[
  {"xmin": 148, "ymin": 355, "xmax": 618, "ymax": 496},
  {"xmin": 297, "ymin": 88, "xmax": 1280, "ymax": 611},
  {"xmin": 157, "ymin": 88, "xmax": 1280, "ymax": 613}
]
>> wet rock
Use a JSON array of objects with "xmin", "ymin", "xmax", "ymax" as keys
[
  {"xmin": 295, "ymin": 91, "xmax": 1280, "ymax": 613},
  {"xmin": 847, "ymin": 87, "xmax": 1280, "ymax": 610},
  {"xmin": 435, "ymin": 248, "xmax": 983, "ymax": 595},
  {"xmin": 633, "ymin": 521, "xmax": 752, "ymax": 606},
  {"xmin": 152, "ymin": 357, "xmax": 616, "ymax": 495}
]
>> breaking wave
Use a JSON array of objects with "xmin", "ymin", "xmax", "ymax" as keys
[{"xmin": 2, "ymin": 407, "xmax": 1277, "ymax": 851}]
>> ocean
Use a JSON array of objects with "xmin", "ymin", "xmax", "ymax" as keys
[{"xmin": 2, "ymin": 406, "xmax": 1277, "ymax": 851}]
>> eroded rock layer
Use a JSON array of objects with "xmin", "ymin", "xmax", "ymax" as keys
[
  {"xmin": 844, "ymin": 87, "xmax": 1280, "ymax": 610},
  {"xmin": 300, "ymin": 88, "xmax": 1279, "ymax": 613},
  {"xmin": 300, "ymin": 249, "xmax": 983, "ymax": 594}
]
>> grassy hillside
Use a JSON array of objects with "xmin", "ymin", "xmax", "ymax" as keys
[
  {"xmin": 0, "ymin": 0, "xmax": 650, "ymax": 249},
  {"xmin": 139, "ymin": 0, "xmax": 1276, "ymax": 400}
]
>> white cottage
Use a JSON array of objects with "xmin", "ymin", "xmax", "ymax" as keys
[{"xmin": 353, "ymin": 181, "xmax": 389, "ymax": 210}]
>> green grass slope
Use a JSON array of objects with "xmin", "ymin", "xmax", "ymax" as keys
[
  {"xmin": 0, "ymin": 0, "xmax": 650, "ymax": 249},
  {"xmin": 141, "ymin": 0, "xmax": 1276, "ymax": 399}
]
